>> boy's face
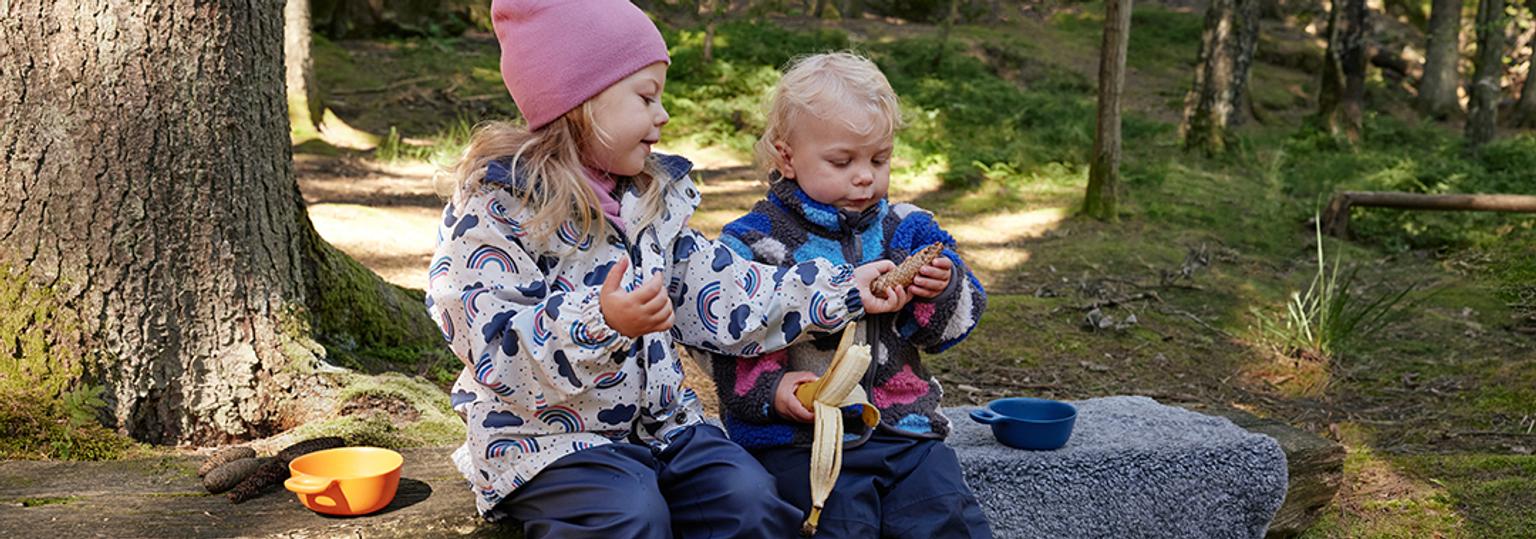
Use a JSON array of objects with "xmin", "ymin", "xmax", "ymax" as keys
[
  {"xmin": 586, "ymin": 62, "xmax": 670, "ymax": 176},
  {"xmin": 774, "ymin": 110, "xmax": 893, "ymax": 213}
]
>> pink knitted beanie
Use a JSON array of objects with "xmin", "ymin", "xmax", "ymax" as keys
[{"xmin": 492, "ymin": 0, "xmax": 671, "ymax": 130}]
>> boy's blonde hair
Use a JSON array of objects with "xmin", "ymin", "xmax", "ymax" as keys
[
  {"xmin": 755, "ymin": 52, "xmax": 904, "ymax": 175},
  {"xmin": 441, "ymin": 103, "xmax": 671, "ymax": 247}
]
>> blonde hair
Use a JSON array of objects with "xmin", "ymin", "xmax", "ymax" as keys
[
  {"xmin": 439, "ymin": 103, "xmax": 671, "ymax": 248},
  {"xmin": 755, "ymin": 51, "xmax": 904, "ymax": 176}
]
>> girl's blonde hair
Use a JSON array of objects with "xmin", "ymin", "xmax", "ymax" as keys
[
  {"xmin": 439, "ymin": 103, "xmax": 671, "ymax": 247},
  {"xmin": 754, "ymin": 51, "xmax": 905, "ymax": 176}
]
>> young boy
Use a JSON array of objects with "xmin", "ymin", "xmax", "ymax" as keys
[{"xmin": 707, "ymin": 52, "xmax": 993, "ymax": 538}]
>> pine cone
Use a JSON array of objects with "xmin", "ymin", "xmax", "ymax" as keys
[
  {"xmin": 277, "ymin": 436, "xmax": 345, "ymax": 464},
  {"xmin": 871, "ymin": 242, "xmax": 945, "ymax": 298},
  {"xmin": 227, "ymin": 458, "xmax": 288, "ymax": 504},
  {"xmin": 202, "ymin": 457, "xmax": 263, "ymax": 494},
  {"xmin": 197, "ymin": 446, "xmax": 256, "ymax": 478}
]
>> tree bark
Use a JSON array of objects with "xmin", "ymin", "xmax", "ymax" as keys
[
  {"xmin": 1318, "ymin": 0, "xmax": 1369, "ymax": 143},
  {"xmin": 1086, "ymin": 0, "xmax": 1133, "ymax": 222},
  {"xmin": 1418, "ymin": 0, "xmax": 1466, "ymax": 118},
  {"xmin": 843, "ymin": 0, "xmax": 864, "ymax": 19},
  {"xmin": 703, "ymin": 0, "xmax": 719, "ymax": 64},
  {"xmin": 287, "ymin": 0, "xmax": 324, "ymax": 135},
  {"xmin": 0, "ymin": 1, "xmax": 437, "ymax": 444},
  {"xmin": 1465, "ymin": 0, "xmax": 1507, "ymax": 147},
  {"xmin": 1513, "ymin": 19, "xmax": 1536, "ymax": 127},
  {"xmin": 814, "ymin": 0, "xmax": 828, "ymax": 17},
  {"xmin": 934, "ymin": 0, "xmax": 962, "ymax": 69},
  {"xmin": 1181, "ymin": 0, "xmax": 1261, "ymax": 154}
]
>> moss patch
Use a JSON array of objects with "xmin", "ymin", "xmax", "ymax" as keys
[
  {"xmin": 15, "ymin": 496, "xmax": 77, "ymax": 507},
  {"xmin": 0, "ymin": 267, "xmax": 134, "ymax": 461},
  {"xmin": 275, "ymin": 372, "xmax": 463, "ymax": 450}
]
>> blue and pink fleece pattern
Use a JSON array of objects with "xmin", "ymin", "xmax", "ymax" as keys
[{"xmin": 708, "ymin": 178, "xmax": 987, "ymax": 449}]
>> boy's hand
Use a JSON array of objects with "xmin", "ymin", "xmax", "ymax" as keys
[
  {"xmin": 854, "ymin": 260, "xmax": 910, "ymax": 314},
  {"xmin": 774, "ymin": 371, "xmax": 819, "ymax": 423},
  {"xmin": 600, "ymin": 258, "xmax": 673, "ymax": 338},
  {"xmin": 907, "ymin": 256, "xmax": 954, "ymax": 300}
]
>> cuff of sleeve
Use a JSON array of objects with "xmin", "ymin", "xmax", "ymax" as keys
[
  {"xmin": 914, "ymin": 255, "xmax": 963, "ymax": 304},
  {"xmin": 576, "ymin": 286, "xmax": 634, "ymax": 353},
  {"xmin": 755, "ymin": 369, "xmax": 791, "ymax": 422}
]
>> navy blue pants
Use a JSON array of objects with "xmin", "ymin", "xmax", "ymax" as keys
[
  {"xmin": 493, "ymin": 424, "xmax": 802, "ymax": 539},
  {"xmin": 752, "ymin": 433, "xmax": 993, "ymax": 539}
]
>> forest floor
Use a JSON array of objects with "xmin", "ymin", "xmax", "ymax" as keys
[{"xmin": 288, "ymin": 5, "xmax": 1536, "ymax": 537}]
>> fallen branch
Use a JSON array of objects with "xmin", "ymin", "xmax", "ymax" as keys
[
  {"xmin": 1162, "ymin": 307, "xmax": 1238, "ymax": 339},
  {"xmin": 1451, "ymin": 430, "xmax": 1536, "ymax": 438},
  {"xmin": 1322, "ymin": 191, "xmax": 1536, "ymax": 237}
]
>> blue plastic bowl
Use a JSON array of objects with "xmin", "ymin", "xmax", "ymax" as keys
[{"xmin": 969, "ymin": 397, "xmax": 1077, "ymax": 450}]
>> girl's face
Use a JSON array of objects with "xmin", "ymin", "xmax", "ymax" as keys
[
  {"xmin": 585, "ymin": 62, "xmax": 670, "ymax": 176},
  {"xmin": 773, "ymin": 110, "xmax": 893, "ymax": 212}
]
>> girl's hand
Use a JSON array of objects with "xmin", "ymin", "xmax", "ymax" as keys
[
  {"xmin": 907, "ymin": 256, "xmax": 954, "ymax": 300},
  {"xmin": 774, "ymin": 371, "xmax": 819, "ymax": 423},
  {"xmin": 599, "ymin": 258, "xmax": 674, "ymax": 338},
  {"xmin": 854, "ymin": 260, "xmax": 910, "ymax": 314}
]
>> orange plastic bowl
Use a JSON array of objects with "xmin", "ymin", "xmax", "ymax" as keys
[{"xmin": 284, "ymin": 446, "xmax": 402, "ymax": 516}]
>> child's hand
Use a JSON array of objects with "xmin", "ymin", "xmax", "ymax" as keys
[
  {"xmin": 907, "ymin": 256, "xmax": 954, "ymax": 300},
  {"xmin": 599, "ymin": 258, "xmax": 674, "ymax": 338},
  {"xmin": 854, "ymin": 260, "xmax": 910, "ymax": 314},
  {"xmin": 774, "ymin": 371, "xmax": 819, "ymax": 423}
]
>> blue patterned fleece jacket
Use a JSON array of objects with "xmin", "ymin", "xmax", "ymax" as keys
[
  {"xmin": 708, "ymin": 178, "xmax": 987, "ymax": 449},
  {"xmin": 426, "ymin": 155, "xmax": 867, "ymax": 517}
]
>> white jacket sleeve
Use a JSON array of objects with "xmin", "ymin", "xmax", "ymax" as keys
[{"xmin": 665, "ymin": 228, "xmax": 865, "ymax": 357}]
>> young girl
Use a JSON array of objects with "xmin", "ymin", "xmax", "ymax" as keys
[
  {"xmin": 709, "ymin": 52, "xmax": 993, "ymax": 537},
  {"xmin": 427, "ymin": 3, "xmax": 904, "ymax": 537}
]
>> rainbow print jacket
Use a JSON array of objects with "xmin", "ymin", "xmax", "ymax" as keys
[{"xmin": 426, "ymin": 154, "xmax": 865, "ymax": 517}]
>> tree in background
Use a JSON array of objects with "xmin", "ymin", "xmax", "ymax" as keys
[
  {"xmin": 287, "ymin": 0, "xmax": 324, "ymax": 136},
  {"xmin": 1318, "ymin": 0, "xmax": 1369, "ymax": 142},
  {"xmin": 844, "ymin": 0, "xmax": 865, "ymax": 19},
  {"xmin": 1465, "ymin": 0, "xmax": 1508, "ymax": 146},
  {"xmin": 704, "ymin": 0, "xmax": 721, "ymax": 63},
  {"xmin": 1418, "ymin": 0, "xmax": 1466, "ymax": 118},
  {"xmin": 1181, "ymin": 0, "xmax": 1261, "ymax": 154},
  {"xmin": 1085, "ymin": 0, "xmax": 1134, "ymax": 221},
  {"xmin": 0, "ymin": 1, "xmax": 437, "ymax": 444},
  {"xmin": 1512, "ymin": 2, "xmax": 1536, "ymax": 127},
  {"xmin": 934, "ymin": 0, "xmax": 962, "ymax": 68}
]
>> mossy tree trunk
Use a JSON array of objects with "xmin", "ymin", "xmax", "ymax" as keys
[
  {"xmin": 0, "ymin": 1, "xmax": 439, "ymax": 445},
  {"xmin": 1085, "ymin": 0, "xmax": 1133, "ymax": 222},
  {"xmin": 1317, "ymin": 0, "xmax": 1369, "ymax": 143},
  {"xmin": 1418, "ymin": 0, "xmax": 1465, "ymax": 119},
  {"xmin": 1181, "ymin": 0, "xmax": 1261, "ymax": 154},
  {"xmin": 1465, "ymin": 0, "xmax": 1507, "ymax": 147},
  {"xmin": 286, "ymin": 0, "xmax": 324, "ymax": 136}
]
